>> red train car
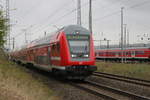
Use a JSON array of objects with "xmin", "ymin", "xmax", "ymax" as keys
[
  {"xmin": 95, "ymin": 47, "xmax": 150, "ymax": 62},
  {"xmin": 11, "ymin": 25, "xmax": 97, "ymax": 79}
]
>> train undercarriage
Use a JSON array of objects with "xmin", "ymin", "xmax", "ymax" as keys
[
  {"xmin": 51, "ymin": 65, "xmax": 97, "ymax": 80},
  {"xmin": 13, "ymin": 59, "xmax": 97, "ymax": 80}
]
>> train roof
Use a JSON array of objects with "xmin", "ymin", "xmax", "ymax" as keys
[
  {"xmin": 63, "ymin": 25, "xmax": 90, "ymax": 35},
  {"xmin": 95, "ymin": 43, "xmax": 150, "ymax": 50},
  {"xmin": 95, "ymin": 46, "xmax": 150, "ymax": 51}
]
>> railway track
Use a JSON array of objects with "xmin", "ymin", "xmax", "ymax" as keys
[
  {"xmin": 71, "ymin": 80, "xmax": 150, "ymax": 100},
  {"xmin": 93, "ymin": 72, "xmax": 150, "ymax": 87},
  {"xmin": 70, "ymin": 82, "xmax": 116, "ymax": 100},
  {"xmin": 20, "ymin": 64, "xmax": 150, "ymax": 100},
  {"xmin": 96, "ymin": 60, "xmax": 150, "ymax": 64},
  {"xmin": 19, "ymin": 63, "xmax": 150, "ymax": 99}
]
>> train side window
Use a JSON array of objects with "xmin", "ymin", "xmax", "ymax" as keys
[
  {"xmin": 135, "ymin": 51, "xmax": 144, "ymax": 55},
  {"xmin": 115, "ymin": 52, "xmax": 118, "ymax": 55},
  {"xmin": 118, "ymin": 52, "xmax": 121, "ymax": 56},
  {"xmin": 126, "ymin": 52, "xmax": 130, "ymax": 55},
  {"xmin": 112, "ymin": 52, "xmax": 115, "ymax": 55},
  {"xmin": 99, "ymin": 52, "xmax": 101, "ymax": 55},
  {"xmin": 99, "ymin": 52, "xmax": 103, "ymax": 56},
  {"xmin": 97, "ymin": 52, "xmax": 99, "ymax": 56}
]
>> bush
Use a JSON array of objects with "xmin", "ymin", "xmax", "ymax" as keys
[{"xmin": 0, "ymin": 10, "xmax": 8, "ymax": 47}]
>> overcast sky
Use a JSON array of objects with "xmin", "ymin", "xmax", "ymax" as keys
[{"xmin": 1, "ymin": 0, "xmax": 150, "ymax": 49}]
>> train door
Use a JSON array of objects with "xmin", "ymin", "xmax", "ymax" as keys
[{"xmin": 115, "ymin": 52, "xmax": 119, "ymax": 58}]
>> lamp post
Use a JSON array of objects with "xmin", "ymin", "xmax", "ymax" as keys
[{"xmin": 0, "ymin": 4, "xmax": 3, "ymax": 9}]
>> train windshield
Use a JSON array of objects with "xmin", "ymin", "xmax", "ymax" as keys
[
  {"xmin": 68, "ymin": 40, "xmax": 89, "ymax": 53},
  {"xmin": 67, "ymin": 35, "xmax": 90, "ymax": 58}
]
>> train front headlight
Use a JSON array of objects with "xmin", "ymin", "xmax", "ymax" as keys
[
  {"xmin": 71, "ymin": 54, "xmax": 77, "ymax": 58},
  {"xmin": 84, "ymin": 54, "xmax": 89, "ymax": 57}
]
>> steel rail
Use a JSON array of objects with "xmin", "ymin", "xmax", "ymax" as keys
[
  {"xmin": 93, "ymin": 72, "xmax": 150, "ymax": 87},
  {"xmin": 94, "ymin": 72, "xmax": 150, "ymax": 83},
  {"xmin": 70, "ymin": 82, "xmax": 117, "ymax": 100},
  {"xmin": 86, "ymin": 80, "xmax": 150, "ymax": 100}
]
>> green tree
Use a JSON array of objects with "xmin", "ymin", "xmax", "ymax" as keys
[{"xmin": 0, "ymin": 10, "xmax": 7, "ymax": 47}]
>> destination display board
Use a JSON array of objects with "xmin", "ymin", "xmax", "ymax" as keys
[{"xmin": 67, "ymin": 35, "xmax": 89, "ymax": 40}]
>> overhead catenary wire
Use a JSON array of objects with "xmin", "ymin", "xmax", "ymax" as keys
[
  {"xmin": 129, "ymin": 0, "xmax": 150, "ymax": 9},
  {"xmin": 91, "ymin": 0, "xmax": 150, "ymax": 24},
  {"xmin": 18, "ymin": 0, "xmax": 44, "ymax": 19},
  {"xmin": 31, "ymin": 1, "xmax": 93, "ymax": 35},
  {"xmin": 27, "ymin": 1, "xmax": 72, "ymax": 31},
  {"xmin": 12, "ymin": 1, "xmax": 72, "ymax": 38}
]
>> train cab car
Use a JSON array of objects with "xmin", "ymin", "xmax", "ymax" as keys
[
  {"xmin": 50, "ymin": 25, "xmax": 97, "ymax": 79},
  {"xmin": 11, "ymin": 25, "xmax": 97, "ymax": 79}
]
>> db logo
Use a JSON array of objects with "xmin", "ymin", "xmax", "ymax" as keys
[
  {"xmin": 44, "ymin": 53, "xmax": 47, "ymax": 56},
  {"xmin": 79, "ymin": 62, "xmax": 83, "ymax": 65}
]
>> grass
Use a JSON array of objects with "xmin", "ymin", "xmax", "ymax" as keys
[
  {"xmin": 96, "ymin": 61, "xmax": 150, "ymax": 80},
  {"xmin": 0, "ymin": 49, "xmax": 56, "ymax": 100}
]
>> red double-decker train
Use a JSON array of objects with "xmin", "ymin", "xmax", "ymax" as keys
[
  {"xmin": 95, "ymin": 47, "xmax": 150, "ymax": 62},
  {"xmin": 11, "ymin": 25, "xmax": 97, "ymax": 79}
]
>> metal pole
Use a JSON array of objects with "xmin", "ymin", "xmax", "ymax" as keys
[
  {"xmin": 124, "ymin": 24, "xmax": 127, "ymax": 48},
  {"xmin": 77, "ymin": 0, "xmax": 81, "ymax": 25},
  {"xmin": 25, "ymin": 30, "xmax": 27, "ymax": 44},
  {"xmin": 100, "ymin": 32, "xmax": 103, "ymax": 49},
  {"xmin": 6, "ymin": 0, "xmax": 10, "ymax": 50},
  {"xmin": 127, "ymin": 29, "xmax": 129, "ymax": 47},
  {"xmin": 44, "ymin": 31, "xmax": 47, "ymax": 36},
  {"xmin": 107, "ymin": 40, "xmax": 110, "ymax": 63},
  {"xmin": 124, "ymin": 24, "xmax": 127, "ymax": 62},
  {"xmin": 22, "ymin": 29, "xmax": 27, "ymax": 44},
  {"xmin": 13, "ymin": 37, "xmax": 15, "ymax": 50},
  {"xmin": 121, "ymin": 7, "xmax": 124, "ymax": 63},
  {"xmin": 99, "ymin": 40, "xmax": 101, "ymax": 49},
  {"xmin": 107, "ymin": 40, "xmax": 110, "ymax": 49},
  {"xmin": 119, "ymin": 33, "xmax": 121, "ymax": 48},
  {"xmin": 89, "ymin": 0, "xmax": 92, "ymax": 34},
  {"xmin": 0, "ymin": 4, "xmax": 3, "ymax": 9}
]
